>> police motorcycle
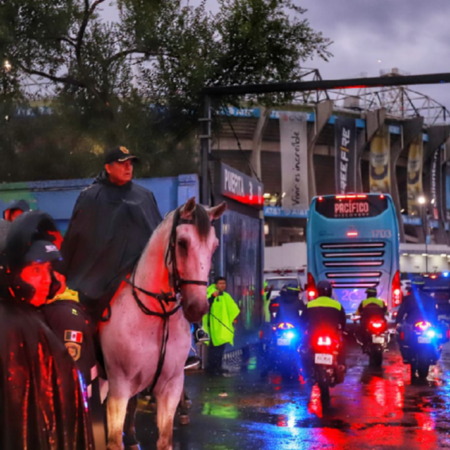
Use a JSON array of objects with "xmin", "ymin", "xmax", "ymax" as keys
[
  {"xmin": 262, "ymin": 284, "xmax": 305, "ymax": 377},
  {"xmin": 397, "ymin": 275, "xmax": 450, "ymax": 382},
  {"xmin": 353, "ymin": 314, "xmax": 390, "ymax": 367},
  {"xmin": 301, "ymin": 325, "xmax": 345, "ymax": 402},
  {"xmin": 398, "ymin": 318, "xmax": 448, "ymax": 381}
]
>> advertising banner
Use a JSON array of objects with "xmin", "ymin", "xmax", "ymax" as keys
[
  {"xmin": 334, "ymin": 117, "xmax": 357, "ymax": 194},
  {"xmin": 369, "ymin": 125, "xmax": 390, "ymax": 193},
  {"xmin": 406, "ymin": 136, "xmax": 424, "ymax": 216},
  {"xmin": 446, "ymin": 163, "xmax": 450, "ymax": 221},
  {"xmin": 429, "ymin": 147, "xmax": 443, "ymax": 221},
  {"xmin": 279, "ymin": 111, "xmax": 309, "ymax": 208}
]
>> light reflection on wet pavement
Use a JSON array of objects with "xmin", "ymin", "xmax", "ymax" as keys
[{"xmin": 136, "ymin": 339, "xmax": 450, "ymax": 450}]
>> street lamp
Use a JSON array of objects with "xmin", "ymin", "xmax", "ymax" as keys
[{"xmin": 417, "ymin": 195, "xmax": 429, "ymax": 272}]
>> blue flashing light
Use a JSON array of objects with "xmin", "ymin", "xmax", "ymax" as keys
[
  {"xmin": 426, "ymin": 329, "xmax": 436, "ymax": 339},
  {"xmin": 285, "ymin": 331, "xmax": 296, "ymax": 340},
  {"xmin": 443, "ymin": 272, "xmax": 449, "ymax": 277}
]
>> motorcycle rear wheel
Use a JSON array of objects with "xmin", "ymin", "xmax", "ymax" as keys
[
  {"xmin": 317, "ymin": 367, "xmax": 330, "ymax": 405},
  {"xmin": 369, "ymin": 347, "xmax": 383, "ymax": 367},
  {"xmin": 417, "ymin": 362, "xmax": 429, "ymax": 380}
]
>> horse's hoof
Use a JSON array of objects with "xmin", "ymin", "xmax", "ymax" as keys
[{"xmin": 179, "ymin": 414, "xmax": 190, "ymax": 425}]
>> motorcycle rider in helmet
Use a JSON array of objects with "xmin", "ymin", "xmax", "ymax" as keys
[
  {"xmin": 269, "ymin": 282, "xmax": 306, "ymax": 326},
  {"xmin": 356, "ymin": 287, "xmax": 387, "ymax": 344},
  {"xmin": 303, "ymin": 280, "xmax": 347, "ymax": 381}
]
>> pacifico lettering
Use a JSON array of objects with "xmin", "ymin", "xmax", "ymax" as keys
[{"xmin": 334, "ymin": 201, "xmax": 369, "ymax": 216}]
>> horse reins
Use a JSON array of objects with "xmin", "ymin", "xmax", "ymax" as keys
[{"xmin": 123, "ymin": 206, "xmax": 208, "ymax": 394}]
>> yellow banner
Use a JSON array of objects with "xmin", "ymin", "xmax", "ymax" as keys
[
  {"xmin": 406, "ymin": 137, "xmax": 423, "ymax": 216},
  {"xmin": 369, "ymin": 125, "xmax": 390, "ymax": 193}
]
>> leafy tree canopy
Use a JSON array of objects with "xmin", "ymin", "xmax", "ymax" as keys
[{"xmin": 0, "ymin": 0, "xmax": 331, "ymax": 181}]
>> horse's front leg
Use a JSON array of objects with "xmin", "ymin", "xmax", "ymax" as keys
[
  {"xmin": 156, "ymin": 375, "xmax": 184, "ymax": 450},
  {"xmin": 123, "ymin": 395, "xmax": 139, "ymax": 450},
  {"xmin": 106, "ymin": 380, "xmax": 131, "ymax": 450}
]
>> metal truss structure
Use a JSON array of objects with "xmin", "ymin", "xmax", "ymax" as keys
[{"xmin": 291, "ymin": 68, "xmax": 450, "ymax": 126}]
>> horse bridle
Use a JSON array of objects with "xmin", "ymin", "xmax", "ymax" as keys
[
  {"xmin": 123, "ymin": 206, "xmax": 209, "ymax": 393},
  {"xmin": 124, "ymin": 206, "xmax": 208, "ymax": 313}
]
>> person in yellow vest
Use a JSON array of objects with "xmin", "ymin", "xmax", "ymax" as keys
[
  {"xmin": 203, "ymin": 277, "xmax": 240, "ymax": 375},
  {"xmin": 304, "ymin": 280, "xmax": 346, "ymax": 381},
  {"xmin": 356, "ymin": 287, "xmax": 387, "ymax": 343}
]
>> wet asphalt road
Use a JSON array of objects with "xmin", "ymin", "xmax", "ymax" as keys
[{"xmin": 135, "ymin": 337, "xmax": 450, "ymax": 450}]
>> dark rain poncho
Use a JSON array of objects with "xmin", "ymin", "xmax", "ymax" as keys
[
  {"xmin": 61, "ymin": 172, "xmax": 162, "ymax": 317},
  {"xmin": 0, "ymin": 300, "xmax": 93, "ymax": 449}
]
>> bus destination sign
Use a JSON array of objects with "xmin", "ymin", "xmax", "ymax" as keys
[
  {"xmin": 334, "ymin": 200, "xmax": 370, "ymax": 218},
  {"xmin": 316, "ymin": 195, "xmax": 388, "ymax": 219}
]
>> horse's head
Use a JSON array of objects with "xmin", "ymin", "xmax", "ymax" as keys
[{"xmin": 172, "ymin": 197, "xmax": 226, "ymax": 322}]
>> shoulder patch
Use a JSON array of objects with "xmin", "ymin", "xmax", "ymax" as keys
[
  {"xmin": 64, "ymin": 330, "xmax": 83, "ymax": 343},
  {"xmin": 65, "ymin": 342, "xmax": 81, "ymax": 361}
]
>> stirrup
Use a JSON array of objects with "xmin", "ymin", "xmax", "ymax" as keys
[
  {"xmin": 185, "ymin": 356, "xmax": 201, "ymax": 370},
  {"xmin": 195, "ymin": 328, "xmax": 209, "ymax": 342}
]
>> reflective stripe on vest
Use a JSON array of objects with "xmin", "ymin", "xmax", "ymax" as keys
[
  {"xmin": 307, "ymin": 296, "xmax": 342, "ymax": 311},
  {"xmin": 361, "ymin": 297, "xmax": 385, "ymax": 308}
]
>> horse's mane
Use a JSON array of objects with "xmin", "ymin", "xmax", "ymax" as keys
[
  {"xmin": 154, "ymin": 203, "xmax": 211, "ymax": 240},
  {"xmin": 187, "ymin": 204, "xmax": 211, "ymax": 240}
]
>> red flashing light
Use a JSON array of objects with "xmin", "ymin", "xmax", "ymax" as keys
[
  {"xmin": 335, "ymin": 194, "xmax": 367, "ymax": 200},
  {"xmin": 415, "ymin": 321, "xmax": 431, "ymax": 331},
  {"xmin": 307, "ymin": 272, "xmax": 317, "ymax": 300},
  {"xmin": 430, "ymin": 275, "xmax": 438, "ymax": 280},
  {"xmin": 318, "ymin": 196, "xmax": 323, "ymax": 201},
  {"xmin": 271, "ymin": 303, "xmax": 279, "ymax": 308},
  {"xmin": 400, "ymin": 331, "xmax": 404, "ymax": 340},
  {"xmin": 347, "ymin": 231, "xmax": 358, "ymax": 237},
  {"xmin": 392, "ymin": 270, "xmax": 402, "ymax": 306},
  {"xmin": 317, "ymin": 336, "xmax": 332, "ymax": 346},
  {"xmin": 368, "ymin": 319, "xmax": 386, "ymax": 333},
  {"xmin": 259, "ymin": 330, "xmax": 264, "ymax": 339},
  {"xmin": 380, "ymin": 194, "xmax": 385, "ymax": 199}
]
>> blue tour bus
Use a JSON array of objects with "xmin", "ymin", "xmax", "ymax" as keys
[{"xmin": 306, "ymin": 193, "xmax": 401, "ymax": 317}]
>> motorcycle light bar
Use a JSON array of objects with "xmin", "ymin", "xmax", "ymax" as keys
[
  {"xmin": 317, "ymin": 336, "xmax": 332, "ymax": 346},
  {"xmin": 415, "ymin": 321, "xmax": 431, "ymax": 331},
  {"xmin": 277, "ymin": 322, "xmax": 295, "ymax": 330}
]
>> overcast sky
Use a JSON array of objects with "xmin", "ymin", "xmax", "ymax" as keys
[{"xmin": 103, "ymin": 0, "xmax": 450, "ymax": 115}]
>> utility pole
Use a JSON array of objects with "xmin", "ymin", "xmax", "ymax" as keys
[{"xmin": 200, "ymin": 96, "xmax": 211, "ymax": 205}]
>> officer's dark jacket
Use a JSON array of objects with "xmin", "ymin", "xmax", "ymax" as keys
[
  {"xmin": 272, "ymin": 291, "xmax": 306, "ymax": 325},
  {"xmin": 396, "ymin": 289, "xmax": 439, "ymax": 324},
  {"xmin": 42, "ymin": 288, "xmax": 96, "ymax": 384},
  {"xmin": 304, "ymin": 296, "xmax": 347, "ymax": 331},
  {"xmin": 61, "ymin": 171, "xmax": 162, "ymax": 310}
]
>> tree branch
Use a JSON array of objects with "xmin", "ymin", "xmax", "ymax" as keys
[
  {"xmin": 18, "ymin": 64, "xmax": 87, "ymax": 89},
  {"xmin": 106, "ymin": 49, "xmax": 173, "ymax": 64},
  {"xmin": 76, "ymin": 0, "xmax": 106, "ymax": 64}
]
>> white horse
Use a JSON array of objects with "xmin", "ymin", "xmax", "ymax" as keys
[{"xmin": 99, "ymin": 197, "xmax": 226, "ymax": 450}]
